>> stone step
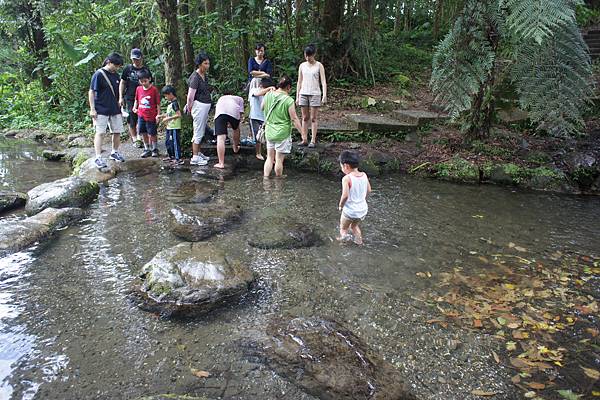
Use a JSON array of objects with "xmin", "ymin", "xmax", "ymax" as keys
[
  {"xmin": 346, "ymin": 114, "xmax": 417, "ymax": 133},
  {"xmin": 392, "ymin": 109, "xmax": 449, "ymax": 126}
]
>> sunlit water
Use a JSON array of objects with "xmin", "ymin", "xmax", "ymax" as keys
[{"xmin": 1, "ymin": 137, "xmax": 599, "ymax": 399}]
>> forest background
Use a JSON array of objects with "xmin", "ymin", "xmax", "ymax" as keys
[{"xmin": 0, "ymin": 0, "xmax": 599, "ymax": 139}]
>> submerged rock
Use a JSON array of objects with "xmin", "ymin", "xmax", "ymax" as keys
[
  {"xmin": 42, "ymin": 149, "xmax": 66, "ymax": 161},
  {"xmin": 262, "ymin": 317, "xmax": 418, "ymax": 400},
  {"xmin": 0, "ymin": 191, "xmax": 27, "ymax": 214},
  {"xmin": 191, "ymin": 164, "xmax": 235, "ymax": 181},
  {"xmin": 169, "ymin": 203, "xmax": 242, "ymax": 242},
  {"xmin": 77, "ymin": 156, "xmax": 160, "ymax": 183},
  {"xmin": 248, "ymin": 218, "xmax": 322, "ymax": 249},
  {"xmin": 25, "ymin": 176, "xmax": 99, "ymax": 215},
  {"xmin": 0, "ymin": 207, "xmax": 86, "ymax": 255},
  {"xmin": 138, "ymin": 242, "xmax": 255, "ymax": 318},
  {"xmin": 168, "ymin": 181, "xmax": 219, "ymax": 205}
]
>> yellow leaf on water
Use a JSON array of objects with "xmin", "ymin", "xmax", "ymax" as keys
[
  {"xmin": 471, "ymin": 389, "xmax": 497, "ymax": 396},
  {"xmin": 526, "ymin": 382, "xmax": 545, "ymax": 390},
  {"xmin": 190, "ymin": 368, "xmax": 210, "ymax": 378},
  {"xmin": 506, "ymin": 341, "xmax": 517, "ymax": 351},
  {"xmin": 592, "ymin": 390, "xmax": 600, "ymax": 396},
  {"xmin": 492, "ymin": 350, "xmax": 500, "ymax": 364},
  {"xmin": 582, "ymin": 367, "xmax": 600, "ymax": 380},
  {"xmin": 524, "ymin": 391, "xmax": 537, "ymax": 398}
]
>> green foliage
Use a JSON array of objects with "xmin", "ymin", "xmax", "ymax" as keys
[
  {"xmin": 526, "ymin": 151, "xmax": 552, "ymax": 165},
  {"xmin": 471, "ymin": 140, "xmax": 514, "ymax": 157},
  {"xmin": 431, "ymin": 0, "xmax": 593, "ymax": 138},
  {"xmin": 576, "ymin": 5, "xmax": 600, "ymax": 27},
  {"xmin": 434, "ymin": 156, "xmax": 480, "ymax": 181}
]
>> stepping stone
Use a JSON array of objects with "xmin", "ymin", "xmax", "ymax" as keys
[
  {"xmin": 346, "ymin": 114, "xmax": 416, "ymax": 134},
  {"xmin": 167, "ymin": 181, "xmax": 218, "ymax": 205},
  {"xmin": 42, "ymin": 149, "xmax": 66, "ymax": 161},
  {"xmin": 169, "ymin": 203, "xmax": 243, "ymax": 242},
  {"xmin": 249, "ymin": 217, "xmax": 322, "ymax": 249},
  {"xmin": 137, "ymin": 242, "xmax": 255, "ymax": 318},
  {"xmin": 392, "ymin": 110, "xmax": 449, "ymax": 126},
  {"xmin": 25, "ymin": 176, "xmax": 99, "ymax": 215},
  {"xmin": 0, "ymin": 191, "xmax": 27, "ymax": 214}
]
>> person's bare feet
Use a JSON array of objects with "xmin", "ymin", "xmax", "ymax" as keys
[
  {"xmin": 213, "ymin": 163, "xmax": 225, "ymax": 169},
  {"xmin": 353, "ymin": 238, "xmax": 363, "ymax": 245},
  {"xmin": 256, "ymin": 154, "xmax": 265, "ymax": 160}
]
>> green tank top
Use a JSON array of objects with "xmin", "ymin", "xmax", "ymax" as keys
[{"xmin": 166, "ymin": 99, "xmax": 181, "ymax": 129}]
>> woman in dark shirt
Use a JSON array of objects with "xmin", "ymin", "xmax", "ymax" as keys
[
  {"xmin": 186, "ymin": 52, "xmax": 212, "ymax": 166},
  {"xmin": 247, "ymin": 43, "xmax": 273, "ymax": 81}
]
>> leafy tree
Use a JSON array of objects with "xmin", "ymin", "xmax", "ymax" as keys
[{"xmin": 431, "ymin": 0, "xmax": 593, "ymax": 139}]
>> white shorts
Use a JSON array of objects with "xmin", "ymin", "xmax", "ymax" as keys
[
  {"xmin": 94, "ymin": 114, "xmax": 123, "ymax": 134},
  {"xmin": 191, "ymin": 101, "xmax": 211, "ymax": 144},
  {"xmin": 267, "ymin": 137, "xmax": 292, "ymax": 154},
  {"xmin": 298, "ymin": 94, "xmax": 321, "ymax": 107}
]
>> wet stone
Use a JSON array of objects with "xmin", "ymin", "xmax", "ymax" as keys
[
  {"xmin": 191, "ymin": 164, "xmax": 235, "ymax": 181},
  {"xmin": 0, "ymin": 191, "xmax": 27, "ymax": 214},
  {"xmin": 137, "ymin": 242, "xmax": 255, "ymax": 318},
  {"xmin": 169, "ymin": 203, "xmax": 243, "ymax": 242},
  {"xmin": 167, "ymin": 181, "xmax": 219, "ymax": 205},
  {"xmin": 25, "ymin": 176, "xmax": 99, "ymax": 215},
  {"xmin": 0, "ymin": 207, "xmax": 86, "ymax": 255},
  {"xmin": 248, "ymin": 218, "xmax": 322, "ymax": 249},
  {"xmin": 261, "ymin": 317, "xmax": 419, "ymax": 400},
  {"xmin": 42, "ymin": 149, "xmax": 66, "ymax": 161}
]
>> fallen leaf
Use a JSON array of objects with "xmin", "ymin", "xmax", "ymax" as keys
[
  {"xmin": 506, "ymin": 341, "xmax": 517, "ymax": 351},
  {"xmin": 190, "ymin": 368, "xmax": 210, "ymax": 378},
  {"xmin": 510, "ymin": 375, "xmax": 521, "ymax": 384},
  {"xmin": 526, "ymin": 382, "xmax": 545, "ymax": 389},
  {"xmin": 473, "ymin": 319, "xmax": 483, "ymax": 328},
  {"xmin": 507, "ymin": 322, "xmax": 520, "ymax": 329},
  {"xmin": 514, "ymin": 246, "xmax": 527, "ymax": 252},
  {"xmin": 524, "ymin": 392, "xmax": 536, "ymax": 399},
  {"xmin": 592, "ymin": 391, "xmax": 600, "ymax": 396},
  {"xmin": 582, "ymin": 367, "xmax": 600, "ymax": 380},
  {"xmin": 471, "ymin": 389, "xmax": 497, "ymax": 396},
  {"xmin": 557, "ymin": 389, "xmax": 583, "ymax": 400},
  {"xmin": 492, "ymin": 350, "xmax": 500, "ymax": 364}
]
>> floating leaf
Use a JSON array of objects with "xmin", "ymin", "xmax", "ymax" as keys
[
  {"xmin": 492, "ymin": 350, "xmax": 500, "ymax": 363},
  {"xmin": 190, "ymin": 368, "xmax": 210, "ymax": 378},
  {"xmin": 582, "ymin": 367, "xmax": 600, "ymax": 380},
  {"xmin": 526, "ymin": 382, "xmax": 545, "ymax": 389},
  {"xmin": 473, "ymin": 319, "xmax": 483, "ymax": 328},
  {"xmin": 506, "ymin": 341, "xmax": 517, "ymax": 351},
  {"xmin": 523, "ymin": 391, "xmax": 536, "ymax": 398},
  {"xmin": 557, "ymin": 389, "xmax": 583, "ymax": 400},
  {"xmin": 471, "ymin": 389, "xmax": 497, "ymax": 396},
  {"xmin": 497, "ymin": 317, "xmax": 507, "ymax": 326}
]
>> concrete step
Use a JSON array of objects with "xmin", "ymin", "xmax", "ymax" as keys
[
  {"xmin": 346, "ymin": 114, "xmax": 417, "ymax": 133},
  {"xmin": 392, "ymin": 109, "xmax": 449, "ymax": 126}
]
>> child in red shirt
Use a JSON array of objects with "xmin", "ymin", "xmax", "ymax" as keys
[{"xmin": 132, "ymin": 70, "xmax": 160, "ymax": 157}]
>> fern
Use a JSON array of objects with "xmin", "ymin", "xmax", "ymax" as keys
[
  {"xmin": 512, "ymin": 22, "xmax": 593, "ymax": 136},
  {"xmin": 431, "ymin": 0, "xmax": 499, "ymax": 120},
  {"xmin": 501, "ymin": 0, "xmax": 583, "ymax": 44}
]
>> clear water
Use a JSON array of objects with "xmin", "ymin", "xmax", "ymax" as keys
[{"xmin": 1, "ymin": 137, "xmax": 599, "ymax": 399}]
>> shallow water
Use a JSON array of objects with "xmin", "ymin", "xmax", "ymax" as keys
[{"xmin": 1, "ymin": 138, "xmax": 599, "ymax": 399}]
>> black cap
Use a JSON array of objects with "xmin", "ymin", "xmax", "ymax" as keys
[{"xmin": 130, "ymin": 48, "xmax": 143, "ymax": 59}]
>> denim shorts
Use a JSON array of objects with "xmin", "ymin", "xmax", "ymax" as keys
[{"xmin": 138, "ymin": 118, "xmax": 157, "ymax": 136}]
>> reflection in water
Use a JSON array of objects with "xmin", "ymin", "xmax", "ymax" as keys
[{"xmin": 0, "ymin": 138, "xmax": 599, "ymax": 399}]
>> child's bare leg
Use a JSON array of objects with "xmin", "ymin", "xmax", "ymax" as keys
[
  {"xmin": 337, "ymin": 214, "xmax": 352, "ymax": 241},
  {"xmin": 350, "ymin": 222, "xmax": 363, "ymax": 245}
]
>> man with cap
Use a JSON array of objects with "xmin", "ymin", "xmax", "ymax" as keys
[{"xmin": 119, "ymin": 48, "xmax": 153, "ymax": 147}]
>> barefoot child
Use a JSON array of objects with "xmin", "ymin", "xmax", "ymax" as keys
[
  {"xmin": 157, "ymin": 85, "xmax": 183, "ymax": 164},
  {"xmin": 337, "ymin": 151, "xmax": 371, "ymax": 245}
]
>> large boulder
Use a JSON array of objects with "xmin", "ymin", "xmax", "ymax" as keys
[
  {"xmin": 248, "ymin": 217, "xmax": 322, "ymax": 249},
  {"xmin": 0, "ymin": 191, "xmax": 27, "ymax": 214},
  {"xmin": 261, "ymin": 317, "xmax": 418, "ymax": 400},
  {"xmin": 25, "ymin": 176, "xmax": 99, "ymax": 215},
  {"xmin": 42, "ymin": 149, "xmax": 66, "ymax": 161},
  {"xmin": 169, "ymin": 203, "xmax": 243, "ymax": 242},
  {"xmin": 77, "ymin": 156, "xmax": 161, "ymax": 183},
  {"xmin": 0, "ymin": 207, "xmax": 86, "ymax": 255},
  {"xmin": 137, "ymin": 242, "xmax": 255, "ymax": 318}
]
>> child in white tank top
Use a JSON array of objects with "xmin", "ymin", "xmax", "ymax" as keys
[{"xmin": 337, "ymin": 150, "xmax": 372, "ymax": 245}]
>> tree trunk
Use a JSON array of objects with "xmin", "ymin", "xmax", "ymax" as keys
[
  {"xmin": 394, "ymin": 0, "xmax": 402, "ymax": 34},
  {"xmin": 295, "ymin": 0, "xmax": 304, "ymax": 39},
  {"xmin": 403, "ymin": 0, "xmax": 412, "ymax": 31},
  {"xmin": 321, "ymin": 0, "xmax": 345, "ymax": 75},
  {"xmin": 156, "ymin": 0, "xmax": 183, "ymax": 89},
  {"xmin": 433, "ymin": 0, "xmax": 444, "ymax": 41},
  {"xmin": 180, "ymin": 0, "xmax": 195, "ymax": 76},
  {"xmin": 22, "ymin": 1, "xmax": 51, "ymax": 90}
]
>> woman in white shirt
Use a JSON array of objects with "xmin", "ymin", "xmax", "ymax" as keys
[{"xmin": 296, "ymin": 44, "xmax": 327, "ymax": 148}]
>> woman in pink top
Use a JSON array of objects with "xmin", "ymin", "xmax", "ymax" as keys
[{"xmin": 213, "ymin": 93, "xmax": 244, "ymax": 169}]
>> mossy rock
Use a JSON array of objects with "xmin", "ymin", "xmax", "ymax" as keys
[
  {"xmin": 360, "ymin": 158, "xmax": 381, "ymax": 176},
  {"xmin": 434, "ymin": 157, "xmax": 479, "ymax": 183},
  {"xmin": 25, "ymin": 177, "xmax": 99, "ymax": 215}
]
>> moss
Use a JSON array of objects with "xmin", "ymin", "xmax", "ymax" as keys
[
  {"xmin": 526, "ymin": 150, "xmax": 552, "ymax": 165},
  {"xmin": 384, "ymin": 157, "xmax": 402, "ymax": 172},
  {"xmin": 471, "ymin": 140, "xmax": 514, "ymax": 158},
  {"xmin": 319, "ymin": 159, "xmax": 335, "ymax": 173},
  {"xmin": 434, "ymin": 156, "xmax": 479, "ymax": 182},
  {"xmin": 360, "ymin": 158, "xmax": 381, "ymax": 176},
  {"xmin": 570, "ymin": 166, "xmax": 599, "ymax": 189},
  {"xmin": 148, "ymin": 282, "xmax": 174, "ymax": 297},
  {"xmin": 71, "ymin": 152, "xmax": 89, "ymax": 175},
  {"xmin": 78, "ymin": 181, "xmax": 99, "ymax": 199}
]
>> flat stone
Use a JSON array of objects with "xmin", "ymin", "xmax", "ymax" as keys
[
  {"xmin": 77, "ymin": 157, "xmax": 160, "ymax": 183},
  {"xmin": 0, "ymin": 207, "xmax": 86, "ymax": 255},
  {"xmin": 137, "ymin": 242, "xmax": 255, "ymax": 318},
  {"xmin": 167, "ymin": 181, "xmax": 219, "ymax": 205},
  {"xmin": 68, "ymin": 136, "xmax": 91, "ymax": 148},
  {"xmin": 191, "ymin": 164, "xmax": 235, "ymax": 181},
  {"xmin": 0, "ymin": 191, "xmax": 27, "ymax": 214},
  {"xmin": 169, "ymin": 203, "xmax": 243, "ymax": 242},
  {"xmin": 346, "ymin": 114, "xmax": 416, "ymax": 133},
  {"xmin": 42, "ymin": 149, "xmax": 67, "ymax": 161},
  {"xmin": 260, "ymin": 317, "xmax": 419, "ymax": 400},
  {"xmin": 26, "ymin": 176, "xmax": 99, "ymax": 215},
  {"xmin": 392, "ymin": 110, "xmax": 449, "ymax": 126},
  {"xmin": 248, "ymin": 217, "xmax": 322, "ymax": 249}
]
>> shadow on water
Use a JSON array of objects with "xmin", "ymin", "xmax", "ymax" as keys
[{"xmin": 0, "ymin": 137, "xmax": 599, "ymax": 399}]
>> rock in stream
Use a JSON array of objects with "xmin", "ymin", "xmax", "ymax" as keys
[
  {"xmin": 0, "ymin": 191, "xmax": 27, "ymax": 214},
  {"xmin": 0, "ymin": 207, "xmax": 86, "ymax": 255},
  {"xmin": 25, "ymin": 176, "xmax": 99, "ymax": 215},
  {"xmin": 248, "ymin": 217, "xmax": 322, "ymax": 249},
  {"xmin": 169, "ymin": 203, "xmax": 243, "ymax": 242},
  {"xmin": 137, "ymin": 242, "xmax": 255, "ymax": 318},
  {"xmin": 259, "ymin": 317, "xmax": 419, "ymax": 400}
]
